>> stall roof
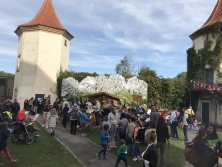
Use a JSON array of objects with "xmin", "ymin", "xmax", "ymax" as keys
[{"xmin": 83, "ymin": 92, "xmax": 123, "ymax": 100}]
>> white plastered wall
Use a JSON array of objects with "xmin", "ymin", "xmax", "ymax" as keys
[
  {"xmin": 13, "ymin": 30, "xmax": 70, "ymax": 108},
  {"xmin": 198, "ymin": 99, "xmax": 222, "ymax": 126}
]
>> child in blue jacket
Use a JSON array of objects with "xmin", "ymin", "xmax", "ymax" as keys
[
  {"xmin": 96, "ymin": 124, "xmax": 109, "ymax": 160},
  {"xmin": 81, "ymin": 110, "xmax": 91, "ymax": 136}
]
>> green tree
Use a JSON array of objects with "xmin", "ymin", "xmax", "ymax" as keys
[
  {"xmin": 175, "ymin": 72, "xmax": 187, "ymax": 80},
  {"xmin": 138, "ymin": 65, "xmax": 157, "ymax": 78},
  {"xmin": 115, "ymin": 55, "xmax": 134, "ymax": 76},
  {"xmin": 0, "ymin": 71, "xmax": 13, "ymax": 76}
]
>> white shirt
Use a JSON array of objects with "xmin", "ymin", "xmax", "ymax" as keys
[
  {"xmin": 142, "ymin": 143, "xmax": 154, "ymax": 167},
  {"xmin": 147, "ymin": 109, "xmax": 151, "ymax": 115}
]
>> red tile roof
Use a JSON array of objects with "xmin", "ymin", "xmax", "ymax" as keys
[
  {"xmin": 17, "ymin": 0, "xmax": 73, "ymax": 38},
  {"xmin": 190, "ymin": 0, "xmax": 222, "ymax": 39},
  {"xmin": 201, "ymin": 0, "xmax": 222, "ymax": 29}
]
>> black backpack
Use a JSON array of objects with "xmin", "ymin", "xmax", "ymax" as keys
[{"xmin": 186, "ymin": 114, "xmax": 193, "ymax": 124}]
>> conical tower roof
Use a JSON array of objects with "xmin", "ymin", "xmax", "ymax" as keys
[
  {"xmin": 15, "ymin": 0, "xmax": 73, "ymax": 39},
  {"xmin": 190, "ymin": 0, "xmax": 222, "ymax": 40}
]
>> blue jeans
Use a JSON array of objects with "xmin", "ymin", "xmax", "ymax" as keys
[
  {"xmin": 189, "ymin": 123, "xmax": 193, "ymax": 130},
  {"xmin": 119, "ymin": 128, "xmax": 126, "ymax": 140},
  {"xmin": 133, "ymin": 141, "xmax": 140, "ymax": 157},
  {"xmin": 99, "ymin": 144, "xmax": 107, "ymax": 157},
  {"xmin": 193, "ymin": 125, "xmax": 197, "ymax": 131},
  {"xmin": 171, "ymin": 121, "xmax": 178, "ymax": 138},
  {"xmin": 127, "ymin": 139, "xmax": 134, "ymax": 156}
]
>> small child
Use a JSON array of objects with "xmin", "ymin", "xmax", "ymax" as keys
[
  {"xmin": 81, "ymin": 110, "xmax": 91, "ymax": 136},
  {"xmin": 115, "ymin": 139, "xmax": 128, "ymax": 167},
  {"xmin": 96, "ymin": 124, "xmax": 109, "ymax": 160},
  {"xmin": 100, "ymin": 116, "xmax": 111, "ymax": 150},
  {"xmin": 0, "ymin": 122, "xmax": 18, "ymax": 165},
  {"xmin": 62, "ymin": 103, "xmax": 69, "ymax": 128},
  {"xmin": 193, "ymin": 117, "xmax": 198, "ymax": 131},
  {"xmin": 48, "ymin": 109, "xmax": 58, "ymax": 136}
]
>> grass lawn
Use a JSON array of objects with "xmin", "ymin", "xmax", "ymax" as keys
[
  {"xmin": 84, "ymin": 126, "xmax": 187, "ymax": 167},
  {"xmin": 0, "ymin": 123, "xmax": 82, "ymax": 167}
]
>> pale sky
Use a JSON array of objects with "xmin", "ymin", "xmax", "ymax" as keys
[{"xmin": 0, "ymin": 0, "xmax": 217, "ymax": 78}]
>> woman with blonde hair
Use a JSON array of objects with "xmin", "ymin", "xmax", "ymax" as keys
[{"xmin": 137, "ymin": 129, "xmax": 158, "ymax": 167}]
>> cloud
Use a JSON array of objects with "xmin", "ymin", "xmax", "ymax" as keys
[
  {"xmin": 69, "ymin": 54, "xmax": 122, "ymax": 69},
  {"xmin": 0, "ymin": 0, "xmax": 217, "ymax": 78}
]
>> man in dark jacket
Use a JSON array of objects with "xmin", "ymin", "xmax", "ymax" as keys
[
  {"xmin": 33, "ymin": 98, "xmax": 39, "ymax": 114},
  {"xmin": 11, "ymin": 99, "xmax": 20, "ymax": 122},
  {"xmin": 150, "ymin": 106, "xmax": 160, "ymax": 128},
  {"xmin": 1, "ymin": 97, "xmax": 12, "ymax": 112}
]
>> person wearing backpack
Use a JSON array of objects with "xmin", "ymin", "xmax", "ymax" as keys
[
  {"xmin": 68, "ymin": 104, "xmax": 81, "ymax": 135},
  {"xmin": 192, "ymin": 128, "xmax": 217, "ymax": 167},
  {"xmin": 182, "ymin": 107, "xmax": 189, "ymax": 142}
]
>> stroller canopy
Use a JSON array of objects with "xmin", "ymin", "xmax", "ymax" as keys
[{"xmin": 17, "ymin": 109, "xmax": 28, "ymax": 122}]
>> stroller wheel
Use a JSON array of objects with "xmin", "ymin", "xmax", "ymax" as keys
[
  {"xmin": 34, "ymin": 136, "xmax": 40, "ymax": 142},
  {"xmin": 25, "ymin": 133, "xmax": 34, "ymax": 145},
  {"xmin": 34, "ymin": 131, "xmax": 40, "ymax": 142},
  {"xmin": 11, "ymin": 134, "xmax": 18, "ymax": 143}
]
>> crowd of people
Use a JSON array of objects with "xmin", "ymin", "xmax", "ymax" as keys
[{"xmin": 0, "ymin": 96, "xmax": 221, "ymax": 167}]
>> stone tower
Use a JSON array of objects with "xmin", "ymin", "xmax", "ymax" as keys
[
  {"xmin": 13, "ymin": 0, "xmax": 73, "ymax": 106},
  {"xmin": 189, "ymin": 0, "xmax": 222, "ymax": 125},
  {"xmin": 190, "ymin": 0, "xmax": 222, "ymax": 85}
]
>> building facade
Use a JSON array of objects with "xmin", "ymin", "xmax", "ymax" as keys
[
  {"xmin": 13, "ymin": 0, "xmax": 73, "ymax": 107},
  {"xmin": 189, "ymin": 0, "xmax": 222, "ymax": 126},
  {"xmin": 0, "ymin": 76, "xmax": 14, "ymax": 109}
]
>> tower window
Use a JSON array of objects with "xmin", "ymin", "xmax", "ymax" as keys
[
  {"xmin": 16, "ymin": 55, "xmax": 21, "ymax": 72},
  {"xmin": 64, "ymin": 40, "xmax": 67, "ymax": 47}
]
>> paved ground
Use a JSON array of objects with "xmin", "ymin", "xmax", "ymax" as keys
[{"xmin": 37, "ymin": 115, "xmax": 126, "ymax": 167}]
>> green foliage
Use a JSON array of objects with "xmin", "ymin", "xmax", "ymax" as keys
[
  {"xmin": 57, "ymin": 70, "xmax": 187, "ymax": 111},
  {"xmin": 138, "ymin": 65, "xmax": 157, "ymax": 78},
  {"xmin": 115, "ymin": 55, "xmax": 135, "ymax": 76},
  {"xmin": 7, "ymin": 122, "xmax": 82, "ymax": 167},
  {"xmin": 175, "ymin": 72, "xmax": 187, "ymax": 80},
  {"xmin": 187, "ymin": 34, "xmax": 222, "ymax": 82},
  {"xmin": 141, "ymin": 76, "xmax": 187, "ymax": 110},
  {"xmin": 0, "ymin": 71, "xmax": 14, "ymax": 76}
]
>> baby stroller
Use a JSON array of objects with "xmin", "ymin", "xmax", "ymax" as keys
[
  {"xmin": 11, "ymin": 122, "xmax": 39, "ymax": 144},
  {"xmin": 11, "ymin": 109, "xmax": 40, "ymax": 145}
]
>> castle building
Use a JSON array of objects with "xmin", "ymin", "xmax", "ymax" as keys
[
  {"xmin": 13, "ymin": 0, "xmax": 73, "ymax": 107},
  {"xmin": 189, "ymin": 0, "xmax": 222, "ymax": 125}
]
